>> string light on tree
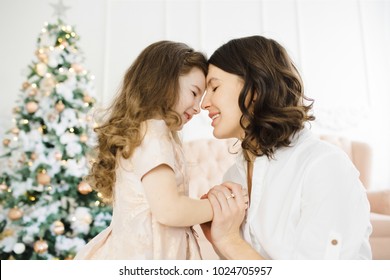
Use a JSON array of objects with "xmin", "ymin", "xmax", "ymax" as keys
[{"xmin": 13, "ymin": 243, "xmax": 26, "ymax": 255}]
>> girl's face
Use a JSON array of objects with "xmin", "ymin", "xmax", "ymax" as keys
[
  {"xmin": 174, "ymin": 67, "xmax": 206, "ymax": 130},
  {"xmin": 201, "ymin": 64, "xmax": 244, "ymax": 139}
]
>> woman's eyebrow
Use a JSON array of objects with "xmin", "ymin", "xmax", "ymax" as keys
[{"xmin": 207, "ymin": 77, "xmax": 219, "ymax": 86}]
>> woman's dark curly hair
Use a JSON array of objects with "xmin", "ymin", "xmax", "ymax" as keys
[
  {"xmin": 88, "ymin": 41, "xmax": 207, "ymax": 202},
  {"xmin": 208, "ymin": 35, "xmax": 315, "ymax": 159}
]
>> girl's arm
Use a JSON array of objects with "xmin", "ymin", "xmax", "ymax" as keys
[{"xmin": 142, "ymin": 164, "xmax": 213, "ymax": 227}]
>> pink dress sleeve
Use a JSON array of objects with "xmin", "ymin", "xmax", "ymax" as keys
[{"xmin": 132, "ymin": 120, "xmax": 175, "ymax": 179}]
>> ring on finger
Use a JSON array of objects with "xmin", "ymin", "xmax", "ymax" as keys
[{"xmin": 225, "ymin": 193, "xmax": 235, "ymax": 200}]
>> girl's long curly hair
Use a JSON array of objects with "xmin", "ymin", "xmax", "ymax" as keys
[
  {"xmin": 88, "ymin": 41, "xmax": 207, "ymax": 202},
  {"xmin": 208, "ymin": 35, "xmax": 315, "ymax": 160}
]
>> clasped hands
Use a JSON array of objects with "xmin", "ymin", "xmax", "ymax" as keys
[{"xmin": 200, "ymin": 181, "xmax": 249, "ymax": 256}]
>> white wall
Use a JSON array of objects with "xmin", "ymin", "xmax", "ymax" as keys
[{"xmin": 0, "ymin": 0, "xmax": 389, "ymax": 189}]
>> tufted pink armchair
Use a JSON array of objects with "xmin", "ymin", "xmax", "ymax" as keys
[{"xmin": 183, "ymin": 136, "xmax": 390, "ymax": 260}]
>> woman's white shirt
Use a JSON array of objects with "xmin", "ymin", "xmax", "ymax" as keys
[{"xmin": 223, "ymin": 128, "xmax": 372, "ymax": 259}]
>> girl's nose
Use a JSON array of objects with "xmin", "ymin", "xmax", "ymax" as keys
[{"xmin": 193, "ymin": 102, "xmax": 200, "ymax": 114}]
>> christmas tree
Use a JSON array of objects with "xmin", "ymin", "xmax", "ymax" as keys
[{"xmin": 0, "ymin": 8, "xmax": 112, "ymax": 259}]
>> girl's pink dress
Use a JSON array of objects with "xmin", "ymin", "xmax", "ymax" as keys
[{"xmin": 74, "ymin": 119, "xmax": 201, "ymax": 259}]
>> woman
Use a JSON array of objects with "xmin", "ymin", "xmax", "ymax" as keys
[{"xmin": 201, "ymin": 35, "xmax": 372, "ymax": 259}]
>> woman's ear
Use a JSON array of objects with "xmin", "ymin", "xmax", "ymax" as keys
[
  {"xmin": 252, "ymin": 91, "xmax": 258, "ymax": 103},
  {"xmin": 244, "ymin": 90, "xmax": 257, "ymax": 107}
]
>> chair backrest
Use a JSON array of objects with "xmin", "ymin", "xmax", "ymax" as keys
[
  {"xmin": 183, "ymin": 135, "xmax": 373, "ymax": 199},
  {"xmin": 319, "ymin": 135, "xmax": 373, "ymax": 189},
  {"xmin": 183, "ymin": 138, "xmax": 237, "ymax": 198}
]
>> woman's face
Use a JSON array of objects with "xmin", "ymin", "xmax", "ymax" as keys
[
  {"xmin": 201, "ymin": 64, "xmax": 244, "ymax": 139},
  {"xmin": 174, "ymin": 67, "xmax": 206, "ymax": 130}
]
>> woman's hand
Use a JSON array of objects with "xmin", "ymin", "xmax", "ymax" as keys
[
  {"xmin": 200, "ymin": 182, "xmax": 248, "ymax": 257},
  {"xmin": 200, "ymin": 182, "xmax": 263, "ymax": 260},
  {"xmin": 208, "ymin": 182, "xmax": 247, "ymax": 244}
]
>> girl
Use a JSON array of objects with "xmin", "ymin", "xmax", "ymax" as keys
[{"xmin": 74, "ymin": 41, "xmax": 236, "ymax": 259}]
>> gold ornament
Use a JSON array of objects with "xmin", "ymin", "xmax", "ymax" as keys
[
  {"xmin": 35, "ymin": 63, "xmax": 47, "ymax": 77},
  {"xmin": 30, "ymin": 152, "xmax": 37, "ymax": 161},
  {"xmin": 11, "ymin": 127, "xmax": 20, "ymax": 135},
  {"xmin": 18, "ymin": 153, "xmax": 26, "ymax": 164},
  {"xmin": 13, "ymin": 106, "xmax": 21, "ymax": 114},
  {"xmin": 40, "ymin": 76, "xmax": 56, "ymax": 93},
  {"xmin": 83, "ymin": 95, "xmax": 93, "ymax": 103},
  {"xmin": 79, "ymin": 134, "xmax": 88, "ymax": 143},
  {"xmin": 33, "ymin": 239, "xmax": 48, "ymax": 254},
  {"xmin": 64, "ymin": 255, "xmax": 74, "ymax": 260},
  {"xmin": 46, "ymin": 113, "xmax": 56, "ymax": 123},
  {"xmin": 71, "ymin": 63, "xmax": 84, "ymax": 74},
  {"xmin": 77, "ymin": 181, "xmax": 92, "ymax": 195},
  {"xmin": 54, "ymin": 151, "xmax": 62, "ymax": 161},
  {"xmin": 36, "ymin": 51, "xmax": 48, "ymax": 63},
  {"xmin": 52, "ymin": 220, "xmax": 65, "ymax": 235},
  {"xmin": 3, "ymin": 138, "xmax": 11, "ymax": 147},
  {"xmin": 61, "ymin": 41, "xmax": 69, "ymax": 48},
  {"xmin": 28, "ymin": 87, "xmax": 38, "ymax": 97},
  {"xmin": 0, "ymin": 229, "xmax": 14, "ymax": 240},
  {"xmin": 0, "ymin": 182, "xmax": 8, "ymax": 191},
  {"xmin": 26, "ymin": 101, "xmax": 38, "ymax": 114},
  {"xmin": 8, "ymin": 207, "xmax": 23, "ymax": 221},
  {"xmin": 22, "ymin": 81, "xmax": 31, "ymax": 90},
  {"xmin": 55, "ymin": 101, "xmax": 65, "ymax": 113},
  {"xmin": 37, "ymin": 171, "xmax": 51, "ymax": 185}
]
